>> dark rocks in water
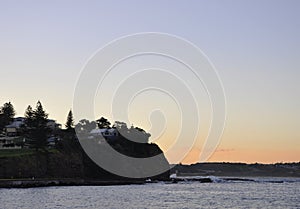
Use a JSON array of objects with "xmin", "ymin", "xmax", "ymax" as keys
[
  {"xmin": 169, "ymin": 177, "xmax": 213, "ymax": 183},
  {"xmin": 223, "ymin": 178, "xmax": 255, "ymax": 182},
  {"xmin": 198, "ymin": 178, "xmax": 213, "ymax": 183}
]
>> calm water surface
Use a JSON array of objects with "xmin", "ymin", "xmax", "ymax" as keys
[{"xmin": 1, "ymin": 177, "xmax": 299, "ymax": 209}]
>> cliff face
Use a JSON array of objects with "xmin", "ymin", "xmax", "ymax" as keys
[
  {"xmin": 0, "ymin": 142, "xmax": 170, "ymax": 180},
  {"xmin": 82, "ymin": 143, "xmax": 170, "ymax": 180}
]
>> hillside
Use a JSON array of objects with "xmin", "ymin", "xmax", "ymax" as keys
[
  {"xmin": 171, "ymin": 162, "xmax": 300, "ymax": 177},
  {"xmin": 0, "ymin": 133, "xmax": 170, "ymax": 181}
]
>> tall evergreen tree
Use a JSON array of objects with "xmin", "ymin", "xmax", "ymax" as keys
[
  {"xmin": 65, "ymin": 109, "xmax": 74, "ymax": 130},
  {"xmin": 24, "ymin": 105, "xmax": 34, "ymax": 126},
  {"xmin": 24, "ymin": 101, "xmax": 49, "ymax": 151},
  {"xmin": 33, "ymin": 101, "xmax": 48, "ymax": 126},
  {"xmin": 0, "ymin": 102, "xmax": 16, "ymax": 118},
  {"xmin": 0, "ymin": 102, "xmax": 16, "ymax": 131}
]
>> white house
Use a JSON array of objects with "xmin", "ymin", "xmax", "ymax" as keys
[
  {"xmin": 4, "ymin": 117, "xmax": 61, "ymax": 136},
  {"xmin": 5, "ymin": 117, "xmax": 25, "ymax": 136},
  {"xmin": 89, "ymin": 128, "xmax": 119, "ymax": 138},
  {"xmin": 46, "ymin": 119, "xmax": 61, "ymax": 130}
]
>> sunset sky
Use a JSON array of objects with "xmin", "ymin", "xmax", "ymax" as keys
[{"xmin": 0, "ymin": 0, "xmax": 299, "ymax": 164}]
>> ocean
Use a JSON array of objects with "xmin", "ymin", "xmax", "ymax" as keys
[{"xmin": 1, "ymin": 177, "xmax": 299, "ymax": 209}]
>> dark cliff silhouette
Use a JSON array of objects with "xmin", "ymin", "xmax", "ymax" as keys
[{"xmin": 0, "ymin": 101, "xmax": 170, "ymax": 181}]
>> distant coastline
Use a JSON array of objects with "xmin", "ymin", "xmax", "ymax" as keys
[{"xmin": 171, "ymin": 162, "xmax": 300, "ymax": 178}]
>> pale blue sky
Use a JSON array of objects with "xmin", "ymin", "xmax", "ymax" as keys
[{"xmin": 0, "ymin": 0, "xmax": 299, "ymax": 162}]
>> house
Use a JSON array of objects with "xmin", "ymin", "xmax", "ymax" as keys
[
  {"xmin": 0, "ymin": 135, "xmax": 23, "ymax": 149},
  {"xmin": 47, "ymin": 119, "xmax": 61, "ymax": 130},
  {"xmin": 4, "ymin": 117, "xmax": 61, "ymax": 136},
  {"xmin": 47, "ymin": 136, "xmax": 60, "ymax": 147},
  {"xmin": 89, "ymin": 128, "xmax": 119, "ymax": 139},
  {"xmin": 5, "ymin": 124, "xmax": 18, "ymax": 137},
  {"xmin": 4, "ymin": 117, "xmax": 25, "ymax": 136}
]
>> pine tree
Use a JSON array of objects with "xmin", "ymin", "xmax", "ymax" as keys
[
  {"xmin": 33, "ymin": 101, "xmax": 48, "ymax": 127},
  {"xmin": 0, "ymin": 102, "xmax": 16, "ymax": 118},
  {"xmin": 24, "ymin": 105, "xmax": 34, "ymax": 127},
  {"xmin": 0, "ymin": 102, "xmax": 16, "ymax": 131},
  {"xmin": 65, "ymin": 109, "xmax": 74, "ymax": 130},
  {"xmin": 24, "ymin": 101, "xmax": 49, "ymax": 151}
]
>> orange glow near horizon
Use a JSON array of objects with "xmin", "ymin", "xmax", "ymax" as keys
[
  {"xmin": 207, "ymin": 149, "xmax": 300, "ymax": 164},
  {"xmin": 169, "ymin": 147, "xmax": 300, "ymax": 165}
]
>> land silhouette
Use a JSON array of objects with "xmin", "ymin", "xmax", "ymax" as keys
[
  {"xmin": 0, "ymin": 101, "xmax": 169, "ymax": 187},
  {"xmin": 171, "ymin": 162, "xmax": 300, "ymax": 178},
  {"xmin": 0, "ymin": 101, "xmax": 299, "ymax": 188}
]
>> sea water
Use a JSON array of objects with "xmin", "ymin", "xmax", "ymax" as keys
[{"xmin": 1, "ymin": 177, "xmax": 299, "ymax": 209}]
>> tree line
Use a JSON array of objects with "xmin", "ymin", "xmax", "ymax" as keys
[
  {"xmin": 0, "ymin": 101, "xmax": 151, "ymax": 150},
  {"xmin": 0, "ymin": 101, "xmax": 74, "ymax": 150}
]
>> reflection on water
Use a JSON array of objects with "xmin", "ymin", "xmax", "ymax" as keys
[{"xmin": 1, "ymin": 177, "xmax": 300, "ymax": 209}]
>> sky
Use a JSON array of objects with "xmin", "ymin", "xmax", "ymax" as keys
[{"xmin": 0, "ymin": 0, "xmax": 299, "ymax": 164}]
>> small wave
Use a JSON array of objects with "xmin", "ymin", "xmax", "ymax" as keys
[{"xmin": 205, "ymin": 176, "xmax": 226, "ymax": 183}]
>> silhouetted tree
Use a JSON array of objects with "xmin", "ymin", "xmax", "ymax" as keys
[
  {"xmin": 33, "ymin": 101, "xmax": 48, "ymax": 125},
  {"xmin": 112, "ymin": 121, "xmax": 150, "ymax": 143},
  {"xmin": 24, "ymin": 101, "xmax": 50, "ymax": 151},
  {"xmin": 0, "ymin": 115, "xmax": 6, "ymax": 133},
  {"xmin": 0, "ymin": 102, "xmax": 16, "ymax": 119},
  {"xmin": 96, "ymin": 117, "xmax": 111, "ymax": 129},
  {"xmin": 0, "ymin": 102, "xmax": 16, "ymax": 131},
  {"xmin": 65, "ymin": 110, "xmax": 74, "ymax": 130},
  {"xmin": 75, "ymin": 119, "xmax": 97, "ymax": 135},
  {"xmin": 135, "ymin": 127, "xmax": 151, "ymax": 139},
  {"xmin": 24, "ymin": 105, "xmax": 34, "ymax": 126},
  {"xmin": 113, "ymin": 121, "xmax": 127, "ymax": 129},
  {"xmin": 128, "ymin": 126, "xmax": 150, "ymax": 143}
]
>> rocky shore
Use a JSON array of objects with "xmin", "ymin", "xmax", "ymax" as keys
[{"xmin": 0, "ymin": 179, "xmax": 146, "ymax": 188}]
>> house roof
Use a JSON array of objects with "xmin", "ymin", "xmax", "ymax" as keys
[
  {"xmin": 5, "ymin": 121, "xmax": 23, "ymax": 128},
  {"xmin": 90, "ymin": 128, "xmax": 117, "ymax": 134}
]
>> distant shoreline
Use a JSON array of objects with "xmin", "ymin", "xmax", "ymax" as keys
[{"xmin": 171, "ymin": 162, "xmax": 300, "ymax": 178}]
